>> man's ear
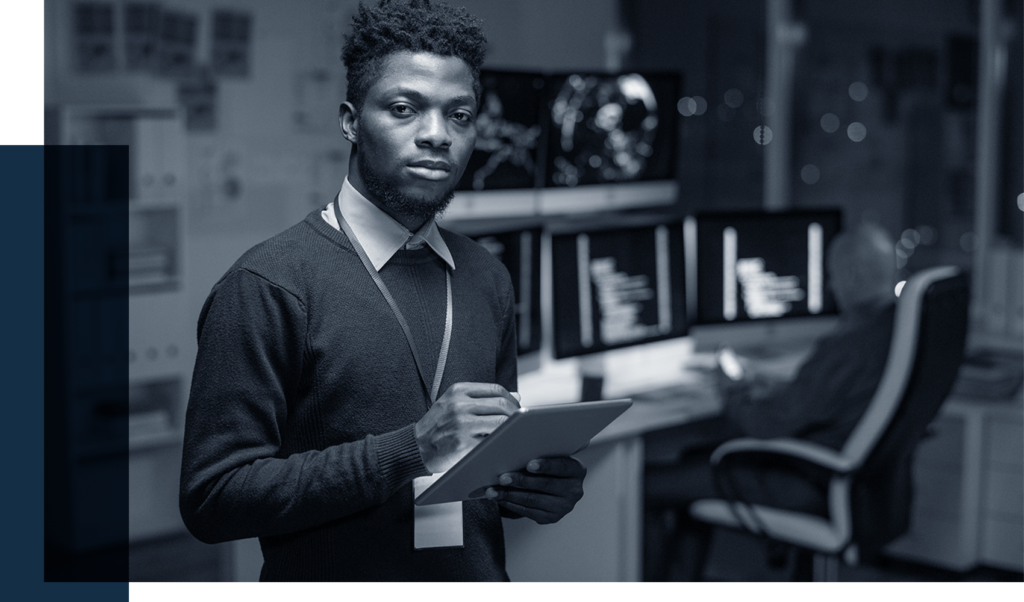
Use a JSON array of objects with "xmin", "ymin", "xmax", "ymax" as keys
[{"xmin": 339, "ymin": 102, "xmax": 359, "ymax": 144}]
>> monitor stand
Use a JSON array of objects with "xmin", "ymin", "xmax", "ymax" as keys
[{"xmin": 578, "ymin": 353, "xmax": 605, "ymax": 402}]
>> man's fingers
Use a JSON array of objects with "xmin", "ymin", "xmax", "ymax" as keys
[
  {"xmin": 455, "ymin": 382, "xmax": 509, "ymax": 398},
  {"xmin": 487, "ymin": 491, "xmax": 564, "ymax": 526},
  {"xmin": 521, "ymin": 457, "xmax": 587, "ymax": 478},
  {"xmin": 458, "ymin": 397, "xmax": 519, "ymax": 417},
  {"xmin": 451, "ymin": 383, "xmax": 520, "ymax": 408},
  {"xmin": 496, "ymin": 472, "xmax": 552, "ymax": 492},
  {"xmin": 468, "ymin": 414, "xmax": 510, "ymax": 437},
  {"xmin": 486, "ymin": 459, "xmax": 587, "ymax": 525}
]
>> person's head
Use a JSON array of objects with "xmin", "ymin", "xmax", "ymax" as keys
[
  {"xmin": 826, "ymin": 222, "xmax": 897, "ymax": 312},
  {"xmin": 339, "ymin": 0, "xmax": 487, "ymax": 229}
]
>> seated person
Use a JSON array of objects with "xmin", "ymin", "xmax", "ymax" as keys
[{"xmin": 644, "ymin": 222, "xmax": 897, "ymax": 581}]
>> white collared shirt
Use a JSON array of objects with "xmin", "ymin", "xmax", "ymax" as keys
[{"xmin": 321, "ymin": 178, "xmax": 455, "ymax": 272}]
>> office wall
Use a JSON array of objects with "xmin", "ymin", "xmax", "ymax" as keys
[{"xmin": 462, "ymin": 0, "xmax": 621, "ymax": 72}]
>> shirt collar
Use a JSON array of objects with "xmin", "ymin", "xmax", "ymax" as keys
[{"xmin": 321, "ymin": 178, "xmax": 455, "ymax": 272}]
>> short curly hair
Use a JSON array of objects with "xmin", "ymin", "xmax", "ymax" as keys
[{"xmin": 341, "ymin": 0, "xmax": 488, "ymax": 111}]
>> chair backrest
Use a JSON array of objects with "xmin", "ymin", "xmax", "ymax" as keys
[
  {"xmin": 843, "ymin": 266, "xmax": 969, "ymax": 556},
  {"xmin": 841, "ymin": 266, "xmax": 970, "ymax": 468}
]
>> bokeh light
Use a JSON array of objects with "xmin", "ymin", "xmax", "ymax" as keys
[
  {"xmin": 725, "ymin": 88, "xmax": 744, "ymax": 109},
  {"xmin": 800, "ymin": 164, "xmax": 820, "ymax": 184},
  {"xmin": 677, "ymin": 97, "xmax": 697, "ymax": 116},
  {"xmin": 960, "ymin": 232, "xmax": 977, "ymax": 252},
  {"xmin": 847, "ymin": 122, "xmax": 867, "ymax": 142},
  {"xmin": 820, "ymin": 113, "xmax": 840, "ymax": 133},
  {"xmin": 849, "ymin": 81, "xmax": 869, "ymax": 102},
  {"xmin": 896, "ymin": 239, "xmax": 915, "ymax": 261},
  {"xmin": 753, "ymin": 125, "xmax": 773, "ymax": 145},
  {"xmin": 693, "ymin": 96, "xmax": 707, "ymax": 115}
]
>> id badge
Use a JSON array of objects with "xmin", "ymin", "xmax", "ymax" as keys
[{"xmin": 412, "ymin": 474, "xmax": 463, "ymax": 549}]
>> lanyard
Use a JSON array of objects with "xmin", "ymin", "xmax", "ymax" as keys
[{"xmin": 333, "ymin": 198, "xmax": 453, "ymax": 404}]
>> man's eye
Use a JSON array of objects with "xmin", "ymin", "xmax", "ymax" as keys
[
  {"xmin": 392, "ymin": 104, "xmax": 413, "ymax": 115},
  {"xmin": 451, "ymin": 111, "xmax": 473, "ymax": 122}
]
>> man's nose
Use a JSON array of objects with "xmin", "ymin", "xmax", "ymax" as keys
[{"xmin": 416, "ymin": 110, "xmax": 452, "ymax": 149}]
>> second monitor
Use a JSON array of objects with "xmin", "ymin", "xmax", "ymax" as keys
[
  {"xmin": 550, "ymin": 217, "xmax": 688, "ymax": 359},
  {"xmin": 689, "ymin": 209, "xmax": 843, "ymax": 352}
]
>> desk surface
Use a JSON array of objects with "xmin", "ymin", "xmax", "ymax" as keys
[
  {"xmin": 592, "ymin": 395, "xmax": 721, "ymax": 445},
  {"xmin": 516, "ymin": 336, "xmax": 812, "ymax": 446}
]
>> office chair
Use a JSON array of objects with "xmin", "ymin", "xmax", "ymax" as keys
[{"xmin": 687, "ymin": 265, "xmax": 970, "ymax": 581}]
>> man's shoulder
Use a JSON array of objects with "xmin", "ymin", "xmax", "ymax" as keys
[
  {"xmin": 219, "ymin": 211, "xmax": 345, "ymax": 292},
  {"xmin": 815, "ymin": 301, "xmax": 896, "ymax": 355}
]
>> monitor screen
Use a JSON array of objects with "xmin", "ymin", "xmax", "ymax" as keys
[
  {"xmin": 466, "ymin": 226, "xmax": 543, "ymax": 356},
  {"xmin": 693, "ymin": 209, "xmax": 843, "ymax": 325},
  {"xmin": 550, "ymin": 218, "xmax": 687, "ymax": 359},
  {"xmin": 542, "ymin": 71, "xmax": 680, "ymax": 189},
  {"xmin": 456, "ymin": 70, "xmax": 547, "ymax": 192}
]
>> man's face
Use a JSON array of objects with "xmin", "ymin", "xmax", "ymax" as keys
[{"xmin": 344, "ymin": 51, "xmax": 477, "ymax": 226}]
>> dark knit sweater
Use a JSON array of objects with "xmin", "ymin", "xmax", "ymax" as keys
[{"xmin": 179, "ymin": 209, "xmax": 518, "ymax": 581}]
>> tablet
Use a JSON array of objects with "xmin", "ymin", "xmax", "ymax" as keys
[{"xmin": 414, "ymin": 398, "xmax": 632, "ymax": 506}]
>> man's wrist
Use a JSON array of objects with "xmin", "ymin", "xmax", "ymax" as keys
[{"xmin": 375, "ymin": 424, "xmax": 430, "ymax": 489}]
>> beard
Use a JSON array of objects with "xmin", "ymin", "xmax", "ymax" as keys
[{"xmin": 358, "ymin": 152, "xmax": 457, "ymax": 223}]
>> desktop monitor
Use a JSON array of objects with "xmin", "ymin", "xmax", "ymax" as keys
[
  {"xmin": 456, "ymin": 70, "xmax": 547, "ymax": 192},
  {"xmin": 449, "ymin": 71, "xmax": 547, "ymax": 219},
  {"xmin": 539, "ymin": 71, "xmax": 681, "ymax": 213},
  {"xmin": 550, "ymin": 216, "xmax": 688, "ymax": 359},
  {"xmin": 459, "ymin": 224, "xmax": 544, "ymax": 364},
  {"xmin": 689, "ymin": 209, "xmax": 843, "ymax": 352}
]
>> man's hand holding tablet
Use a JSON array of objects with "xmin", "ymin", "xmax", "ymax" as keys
[{"xmin": 485, "ymin": 456, "xmax": 588, "ymax": 524}]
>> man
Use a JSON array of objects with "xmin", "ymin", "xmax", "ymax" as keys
[
  {"xmin": 179, "ymin": 0, "xmax": 585, "ymax": 581},
  {"xmin": 644, "ymin": 223, "xmax": 898, "ymax": 580}
]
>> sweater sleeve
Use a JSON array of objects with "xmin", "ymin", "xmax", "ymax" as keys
[{"xmin": 179, "ymin": 268, "xmax": 429, "ymax": 544}]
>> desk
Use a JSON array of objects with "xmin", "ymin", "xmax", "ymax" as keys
[
  {"xmin": 884, "ymin": 394, "xmax": 1024, "ymax": 572},
  {"xmin": 504, "ymin": 338, "xmax": 722, "ymax": 581}
]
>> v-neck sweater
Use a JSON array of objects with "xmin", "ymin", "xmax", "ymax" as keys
[{"xmin": 180, "ymin": 209, "xmax": 518, "ymax": 581}]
